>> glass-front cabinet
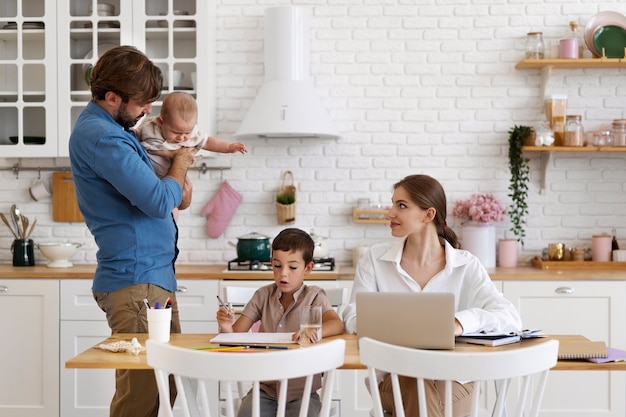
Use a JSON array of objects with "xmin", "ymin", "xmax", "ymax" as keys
[
  {"xmin": 1, "ymin": 0, "xmax": 215, "ymax": 158},
  {"xmin": 0, "ymin": 1, "xmax": 57, "ymax": 156}
]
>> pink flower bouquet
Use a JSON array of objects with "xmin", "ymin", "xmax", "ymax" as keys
[{"xmin": 452, "ymin": 193, "xmax": 506, "ymax": 224}]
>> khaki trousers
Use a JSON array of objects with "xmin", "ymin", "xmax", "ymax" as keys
[
  {"xmin": 94, "ymin": 283, "xmax": 181, "ymax": 417},
  {"xmin": 379, "ymin": 375, "xmax": 474, "ymax": 417}
]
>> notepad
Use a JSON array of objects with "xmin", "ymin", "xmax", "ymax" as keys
[
  {"xmin": 558, "ymin": 340, "xmax": 607, "ymax": 359},
  {"xmin": 210, "ymin": 332, "xmax": 297, "ymax": 345},
  {"xmin": 455, "ymin": 333, "xmax": 521, "ymax": 346},
  {"xmin": 587, "ymin": 347, "xmax": 626, "ymax": 363}
]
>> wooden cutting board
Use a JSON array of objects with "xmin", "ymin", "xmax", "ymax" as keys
[{"xmin": 52, "ymin": 172, "xmax": 84, "ymax": 222}]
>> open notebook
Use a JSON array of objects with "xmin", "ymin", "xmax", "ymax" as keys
[{"xmin": 356, "ymin": 292, "xmax": 455, "ymax": 349}]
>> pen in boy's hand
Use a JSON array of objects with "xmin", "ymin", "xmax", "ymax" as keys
[{"xmin": 216, "ymin": 295, "xmax": 234, "ymax": 317}]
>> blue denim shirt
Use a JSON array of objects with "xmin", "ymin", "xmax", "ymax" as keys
[{"xmin": 69, "ymin": 102, "xmax": 182, "ymax": 293}]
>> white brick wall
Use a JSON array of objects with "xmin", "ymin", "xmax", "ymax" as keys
[{"xmin": 2, "ymin": 0, "xmax": 626, "ymax": 267}]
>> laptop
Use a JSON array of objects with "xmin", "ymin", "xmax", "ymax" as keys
[{"xmin": 356, "ymin": 292, "xmax": 455, "ymax": 349}]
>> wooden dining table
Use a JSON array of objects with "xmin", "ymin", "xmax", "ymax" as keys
[{"xmin": 65, "ymin": 333, "xmax": 626, "ymax": 371}]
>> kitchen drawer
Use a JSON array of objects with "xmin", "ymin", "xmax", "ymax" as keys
[{"xmin": 61, "ymin": 279, "xmax": 220, "ymax": 322}]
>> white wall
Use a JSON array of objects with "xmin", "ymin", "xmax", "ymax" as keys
[{"xmin": 1, "ymin": 0, "xmax": 626, "ymax": 267}]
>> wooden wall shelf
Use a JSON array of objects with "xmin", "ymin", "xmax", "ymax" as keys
[
  {"xmin": 515, "ymin": 58, "xmax": 626, "ymax": 70},
  {"xmin": 352, "ymin": 208, "xmax": 389, "ymax": 224}
]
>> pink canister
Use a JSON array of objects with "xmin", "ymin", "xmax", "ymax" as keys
[
  {"xmin": 559, "ymin": 38, "xmax": 579, "ymax": 59},
  {"xmin": 592, "ymin": 235, "xmax": 612, "ymax": 262}
]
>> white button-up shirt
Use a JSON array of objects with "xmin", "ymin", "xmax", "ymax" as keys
[{"xmin": 342, "ymin": 238, "xmax": 522, "ymax": 335}]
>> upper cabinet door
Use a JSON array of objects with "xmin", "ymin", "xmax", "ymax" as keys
[
  {"xmin": 0, "ymin": 0, "xmax": 58, "ymax": 157},
  {"xmin": 1, "ymin": 0, "xmax": 215, "ymax": 158}
]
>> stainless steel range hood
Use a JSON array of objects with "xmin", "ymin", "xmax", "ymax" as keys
[{"xmin": 233, "ymin": 6, "xmax": 339, "ymax": 140}]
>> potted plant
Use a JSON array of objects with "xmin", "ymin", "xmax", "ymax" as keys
[{"xmin": 507, "ymin": 125, "xmax": 532, "ymax": 247}]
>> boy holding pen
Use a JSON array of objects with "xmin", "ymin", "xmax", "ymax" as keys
[{"xmin": 216, "ymin": 228, "xmax": 344, "ymax": 417}]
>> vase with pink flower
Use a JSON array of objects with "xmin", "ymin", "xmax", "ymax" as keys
[{"xmin": 452, "ymin": 193, "xmax": 506, "ymax": 269}]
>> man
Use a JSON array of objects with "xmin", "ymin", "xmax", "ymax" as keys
[{"xmin": 69, "ymin": 45, "xmax": 196, "ymax": 417}]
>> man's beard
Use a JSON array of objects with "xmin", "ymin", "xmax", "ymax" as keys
[{"xmin": 115, "ymin": 102, "xmax": 145, "ymax": 130}]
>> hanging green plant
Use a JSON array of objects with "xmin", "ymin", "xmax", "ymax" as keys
[{"xmin": 507, "ymin": 125, "xmax": 532, "ymax": 247}]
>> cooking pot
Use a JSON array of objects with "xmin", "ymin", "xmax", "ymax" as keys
[
  {"xmin": 228, "ymin": 232, "xmax": 271, "ymax": 261},
  {"xmin": 310, "ymin": 230, "xmax": 329, "ymax": 258}
]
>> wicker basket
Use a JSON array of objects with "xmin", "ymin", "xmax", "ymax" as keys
[{"xmin": 276, "ymin": 171, "xmax": 296, "ymax": 225}]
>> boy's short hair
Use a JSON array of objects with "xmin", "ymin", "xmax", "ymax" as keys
[{"xmin": 271, "ymin": 228, "xmax": 315, "ymax": 264}]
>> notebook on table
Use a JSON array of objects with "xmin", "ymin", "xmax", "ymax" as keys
[{"xmin": 356, "ymin": 292, "xmax": 455, "ymax": 349}]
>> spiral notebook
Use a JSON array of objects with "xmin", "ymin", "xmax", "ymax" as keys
[{"xmin": 558, "ymin": 340, "xmax": 607, "ymax": 359}]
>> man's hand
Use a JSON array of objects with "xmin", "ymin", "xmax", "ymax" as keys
[{"xmin": 178, "ymin": 175, "xmax": 193, "ymax": 210}]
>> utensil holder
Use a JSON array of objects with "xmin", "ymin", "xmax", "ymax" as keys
[{"xmin": 12, "ymin": 239, "xmax": 35, "ymax": 266}]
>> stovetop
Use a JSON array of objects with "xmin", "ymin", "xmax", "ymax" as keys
[{"xmin": 227, "ymin": 257, "xmax": 335, "ymax": 272}]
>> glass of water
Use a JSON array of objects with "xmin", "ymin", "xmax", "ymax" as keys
[{"xmin": 300, "ymin": 305, "xmax": 322, "ymax": 347}]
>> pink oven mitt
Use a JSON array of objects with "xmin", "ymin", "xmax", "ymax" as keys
[{"xmin": 201, "ymin": 181, "xmax": 243, "ymax": 238}]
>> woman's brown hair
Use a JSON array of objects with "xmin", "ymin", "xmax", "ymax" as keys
[{"xmin": 393, "ymin": 174, "xmax": 461, "ymax": 249}]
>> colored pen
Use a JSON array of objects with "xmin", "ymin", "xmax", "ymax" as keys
[
  {"xmin": 216, "ymin": 295, "xmax": 234, "ymax": 317},
  {"xmin": 143, "ymin": 298, "xmax": 151, "ymax": 309},
  {"xmin": 165, "ymin": 298, "xmax": 172, "ymax": 309},
  {"xmin": 219, "ymin": 343, "xmax": 289, "ymax": 350},
  {"xmin": 154, "ymin": 301, "xmax": 161, "ymax": 309},
  {"xmin": 195, "ymin": 346, "xmax": 247, "ymax": 352}
]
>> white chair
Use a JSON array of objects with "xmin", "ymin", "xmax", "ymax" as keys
[
  {"xmin": 359, "ymin": 337, "xmax": 559, "ymax": 417},
  {"xmin": 147, "ymin": 338, "xmax": 346, "ymax": 417}
]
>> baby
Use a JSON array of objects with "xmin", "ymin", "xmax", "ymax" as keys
[{"xmin": 136, "ymin": 91, "xmax": 246, "ymax": 178}]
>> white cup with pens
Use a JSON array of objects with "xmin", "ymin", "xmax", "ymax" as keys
[
  {"xmin": 146, "ymin": 298, "xmax": 172, "ymax": 342},
  {"xmin": 300, "ymin": 305, "xmax": 322, "ymax": 347}
]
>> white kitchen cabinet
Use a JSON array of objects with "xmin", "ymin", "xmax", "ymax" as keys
[
  {"xmin": 1, "ymin": 0, "xmax": 215, "ymax": 157},
  {"xmin": 60, "ymin": 278, "xmax": 220, "ymax": 417},
  {"xmin": 0, "ymin": 279, "xmax": 59, "ymax": 417},
  {"xmin": 502, "ymin": 280, "xmax": 626, "ymax": 417}
]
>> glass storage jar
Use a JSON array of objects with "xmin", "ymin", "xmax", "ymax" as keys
[
  {"xmin": 525, "ymin": 32, "xmax": 545, "ymax": 59},
  {"xmin": 564, "ymin": 115, "xmax": 583, "ymax": 146},
  {"xmin": 611, "ymin": 120, "xmax": 626, "ymax": 147}
]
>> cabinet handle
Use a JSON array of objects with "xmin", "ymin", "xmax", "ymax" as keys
[
  {"xmin": 0, "ymin": 286, "xmax": 8, "ymax": 293},
  {"xmin": 555, "ymin": 286, "xmax": 574, "ymax": 294},
  {"xmin": 176, "ymin": 286, "xmax": 188, "ymax": 293}
]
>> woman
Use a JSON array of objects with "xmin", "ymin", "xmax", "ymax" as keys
[{"xmin": 343, "ymin": 174, "xmax": 522, "ymax": 417}]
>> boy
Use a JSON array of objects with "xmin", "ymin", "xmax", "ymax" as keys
[
  {"xmin": 136, "ymin": 91, "xmax": 246, "ymax": 178},
  {"xmin": 216, "ymin": 228, "xmax": 344, "ymax": 417}
]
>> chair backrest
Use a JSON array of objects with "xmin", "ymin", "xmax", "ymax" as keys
[
  {"xmin": 147, "ymin": 338, "xmax": 346, "ymax": 417},
  {"xmin": 325, "ymin": 287, "xmax": 348, "ymax": 311},
  {"xmin": 359, "ymin": 337, "xmax": 559, "ymax": 417}
]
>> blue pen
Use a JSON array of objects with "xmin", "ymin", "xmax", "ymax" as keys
[{"xmin": 154, "ymin": 301, "xmax": 162, "ymax": 309}]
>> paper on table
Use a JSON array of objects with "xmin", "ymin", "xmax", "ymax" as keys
[
  {"xmin": 587, "ymin": 347, "xmax": 626, "ymax": 363},
  {"xmin": 210, "ymin": 332, "xmax": 297, "ymax": 345}
]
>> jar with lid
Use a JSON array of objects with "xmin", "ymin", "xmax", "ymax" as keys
[
  {"xmin": 564, "ymin": 115, "xmax": 584, "ymax": 146},
  {"xmin": 611, "ymin": 119, "xmax": 626, "ymax": 147},
  {"xmin": 596, "ymin": 130, "xmax": 612, "ymax": 147},
  {"xmin": 525, "ymin": 32, "xmax": 545, "ymax": 59}
]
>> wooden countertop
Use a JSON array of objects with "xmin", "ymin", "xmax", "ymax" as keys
[
  {"xmin": 65, "ymin": 333, "xmax": 626, "ymax": 371},
  {"xmin": 0, "ymin": 264, "xmax": 349, "ymax": 280},
  {"xmin": 1, "ymin": 264, "xmax": 626, "ymax": 280}
]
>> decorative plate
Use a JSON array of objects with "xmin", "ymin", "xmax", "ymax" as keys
[{"xmin": 593, "ymin": 25, "xmax": 626, "ymax": 58}]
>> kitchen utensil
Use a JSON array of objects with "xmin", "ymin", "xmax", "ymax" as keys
[
  {"xmin": 11, "ymin": 204, "xmax": 22, "ymax": 239},
  {"xmin": 309, "ymin": 230, "xmax": 329, "ymax": 258},
  {"xmin": 20, "ymin": 214, "xmax": 28, "ymax": 240},
  {"xmin": 83, "ymin": 43, "xmax": 118, "ymax": 86},
  {"xmin": 52, "ymin": 172, "xmax": 85, "ymax": 222},
  {"xmin": 593, "ymin": 25, "xmax": 626, "ymax": 58},
  {"xmin": 228, "ymin": 232, "xmax": 271, "ymax": 261},
  {"xmin": 26, "ymin": 217, "xmax": 37, "ymax": 239},
  {"xmin": 37, "ymin": 242, "xmax": 82, "ymax": 268},
  {"xmin": 0, "ymin": 212, "xmax": 18, "ymax": 239}
]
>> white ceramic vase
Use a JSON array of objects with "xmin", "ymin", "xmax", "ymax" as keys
[{"xmin": 461, "ymin": 222, "xmax": 496, "ymax": 268}]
